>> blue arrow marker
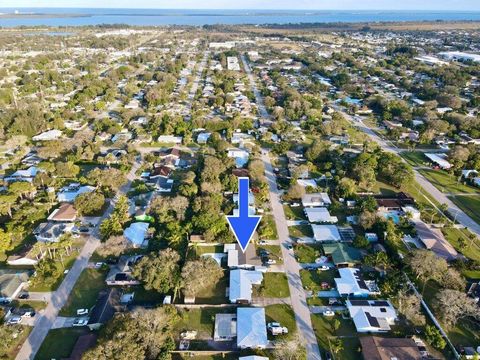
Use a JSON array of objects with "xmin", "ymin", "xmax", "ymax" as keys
[{"xmin": 226, "ymin": 177, "xmax": 262, "ymax": 252}]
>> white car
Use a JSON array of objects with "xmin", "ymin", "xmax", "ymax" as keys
[
  {"xmin": 322, "ymin": 310, "xmax": 335, "ymax": 317},
  {"xmin": 318, "ymin": 265, "xmax": 330, "ymax": 271},
  {"xmin": 94, "ymin": 262, "xmax": 105, "ymax": 269},
  {"xmin": 76, "ymin": 309, "xmax": 89, "ymax": 316},
  {"xmin": 72, "ymin": 318, "xmax": 88, "ymax": 327},
  {"xmin": 258, "ymin": 240, "xmax": 267, "ymax": 245},
  {"xmin": 266, "ymin": 259, "xmax": 277, "ymax": 265},
  {"xmin": 7, "ymin": 316, "xmax": 22, "ymax": 325}
]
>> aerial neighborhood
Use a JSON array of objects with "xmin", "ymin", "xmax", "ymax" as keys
[{"xmin": 0, "ymin": 12, "xmax": 480, "ymax": 360}]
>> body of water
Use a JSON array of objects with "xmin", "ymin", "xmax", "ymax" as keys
[{"xmin": 1, "ymin": 8, "xmax": 480, "ymax": 27}]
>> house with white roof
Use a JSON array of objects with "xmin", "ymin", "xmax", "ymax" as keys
[
  {"xmin": 157, "ymin": 135, "xmax": 183, "ymax": 144},
  {"xmin": 57, "ymin": 183, "xmax": 95, "ymax": 203},
  {"xmin": 4, "ymin": 166, "xmax": 41, "ymax": 183},
  {"xmin": 123, "ymin": 222, "xmax": 149, "ymax": 248},
  {"xmin": 312, "ymin": 225, "xmax": 341, "ymax": 242},
  {"xmin": 425, "ymin": 153, "xmax": 452, "ymax": 170},
  {"xmin": 335, "ymin": 268, "xmax": 379, "ymax": 298},
  {"xmin": 227, "ymin": 148, "xmax": 250, "ymax": 168},
  {"xmin": 229, "ymin": 269, "xmax": 263, "ymax": 303},
  {"xmin": 197, "ymin": 132, "xmax": 211, "ymax": 144},
  {"xmin": 302, "ymin": 193, "xmax": 332, "ymax": 207},
  {"xmin": 346, "ymin": 299, "xmax": 398, "ymax": 333},
  {"xmin": 304, "ymin": 207, "xmax": 338, "ymax": 223},
  {"xmin": 237, "ymin": 307, "xmax": 268, "ymax": 349},
  {"xmin": 239, "ymin": 357, "xmax": 269, "ymax": 360},
  {"xmin": 32, "ymin": 129, "xmax": 62, "ymax": 141}
]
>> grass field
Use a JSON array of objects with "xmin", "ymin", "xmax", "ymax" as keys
[
  {"xmin": 442, "ymin": 227, "xmax": 480, "ymax": 262},
  {"xmin": 194, "ymin": 274, "xmax": 228, "ymax": 304},
  {"xmin": 419, "ymin": 169, "xmax": 479, "ymax": 195},
  {"xmin": 300, "ymin": 269, "xmax": 337, "ymax": 291},
  {"xmin": 174, "ymin": 307, "xmax": 235, "ymax": 339},
  {"xmin": 0, "ymin": 325, "xmax": 31, "ymax": 360},
  {"xmin": 258, "ymin": 214, "xmax": 279, "ymax": 240},
  {"xmin": 294, "ymin": 243, "xmax": 324, "ymax": 263},
  {"xmin": 283, "ymin": 205, "xmax": 307, "ymax": 220},
  {"xmin": 265, "ymin": 304, "xmax": 297, "ymax": 339},
  {"xmin": 310, "ymin": 313, "xmax": 360, "ymax": 360},
  {"xmin": 400, "ymin": 151, "xmax": 427, "ymax": 167},
  {"xmin": 35, "ymin": 328, "xmax": 89, "ymax": 360},
  {"xmin": 449, "ymin": 195, "xmax": 480, "ymax": 226},
  {"xmin": 288, "ymin": 225, "xmax": 313, "ymax": 238},
  {"xmin": 256, "ymin": 244, "xmax": 283, "ymax": 264},
  {"xmin": 253, "ymin": 273, "xmax": 290, "ymax": 298},
  {"xmin": 59, "ymin": 268, "xmax": 107, "ymax": 316}
]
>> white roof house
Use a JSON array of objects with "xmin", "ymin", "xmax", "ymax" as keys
[
  {"xmin": 304, "ymin": 207, "xmax": 338, "ymax": 223},
  {"xmin": 32, "ymin": 129, "xmax": 62, "ymax": 141},
  {"xmin": 227, "ymin": 148, "xmax": 249, "ymax": 168},
  {"xmin": 312, "ymin": 225, "xmax": 341, "ymax": 242},
  {"xmin": 197, "ymin": 132, "xmax": 211, "ymax": 144},
  {"xmin": 346, "ymin": 299, "xmax": 398, "ymax": 333},
  {"xmin": 302, "ymin": 193, "xmax": 332, "ymax": 207},
  {"xmin": 4, "ymin": 166, "xmax": 40, "ymax": 182},
  {"xmin": 157, "ymin": 135, "xmax": 183, "ymax": 144},
  {"xmin": 239, "ymin": 357, "xmax": 269, "ymax": 360},
  {"xmin": 229, "ymin": 269, "xmax": 263, "ymax": 303},
  {"xmin": 297, "ymin": 179, "xmax": 317, "ymax": 188},
  {"xmin": 237, "ymin": 307, "xmax": 268, "ymax": 349},
  {"xmin": 123, "ymin": 222, "xmax": 149, "ymax": 247},
  {"xmin": 335, "ymin": 268, "xmax": 379, "ymax": 298},
  {"xmin": 425, "ymin": 153, "xmax": 452, "ymax": 170},
  {"xmin": 57, "ymin": 184, "xmax": 95, "ymax": 203}
]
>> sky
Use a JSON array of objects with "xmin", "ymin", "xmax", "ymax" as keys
[{"xmin": 1, "ymin": 0, "xmax": 480, "ymax": 11}]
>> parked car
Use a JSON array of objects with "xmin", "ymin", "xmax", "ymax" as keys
[
  {"xmin": 258, "ymin": 240, "xmax": 267, "ymax": 245},
  {"xmin": 18, "ymin": 293, "xmax": 29, "ymax": 300},
  {"xmin": 21, "ymin": 309, "xmax": 35, "ymax": 318},
  {"xmin": 94, "ymin": 262, "xmax": 105, "ymax": 269},
  {"xmin": 318, "ymin": 265, "xmax": 330, "ymax": 271},
  {"xmin": 266, "ymin": 259, "xmax": 276, "ymax": 265},
  {"xmin": 7, "ymin": 316, "xmax": 22, "ymax": 325},
  {"xmin": 72, "ymin": 318, "xmax": 88, "ymax": 327},
  {"xmin": 267, "ymin": 322, "xmax": 289, "ymax": 335},
  {"xmin": 76, "ymin": 309, "xmax": 89, "ymax": 316},
  {"xmin": 325, "ymin": 351, "xmax": 333, "ymax": 360},
  {"xmin": 322, "ymin": 310, "xmax": 335, "ymax": 317},
  {"xmin": 286, "ymin": 244, "xmax": 293, "ymax": 250},
  {"xmin": 328, "ymin": 298, "xmax": 342, "ymax": 306}
]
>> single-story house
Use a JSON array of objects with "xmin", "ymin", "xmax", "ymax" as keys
[
  {"xmin": 34, "ymin": 222, "xmax": 74, "ymax": 242},
  {"xmin": 47, "ymin": 203, "xmax": 77, "ymax": 222},
  {"xmin": 154, "ymin": 177, "xmax": 174, "ymax": 193},
  {"xmin": 0, "ymin": 269, "xmax": 31, "ymax": 302},
  {"xmin": 197, "ymin": 132, "xmax": 211, "ymax": 144},
  {"xmin": 297, "ymin": 179, "xmax": 317, "ymax": 188},
  {"xmin": 150, "ymin": 165, "xmax": 172, "ymax": 179},
  {"xmin": 237, "ymin": 307, "xmax": 268, "ymax": 349},
  {"xmin": 87, "ymin": 288, "xmax": 121, "ymax": 330},
  {"xmin": 227, "ymin": 148, "xmax": 250, "ymax": 168},
  {"xmin": 424, "ymin": 153, "xmax": 452, "ymax": 170},
  {"xmin": 239, "ymin": 357, "xmax": 269, "ymax": 360},
  {"xmin": 106, "ymin": 255, "xmax": 142, "ymax": 286},
  {"xmin": 323, "ymin": 243, "xmax": 363, "ymax": 267},
  {"xmin": 123, "ymin": 222, "xmax": 150, "ymax": 247},
  {"xmin": 226, "ymin": 243, "xmax": 263, "ymax": 270},
  {"xmin": 312, "ymin": 225, "xmax": 341, "ymax": 242},
  {"xmin": 7, "ymin": 246, "xmax": 45, "ymax": 266},
  {"xmin": 32, "ymin": 129, "xmax": 62, "ymax": 141},
  {"xmin": 157, "ymin": 135, "xmax": 183, "ymax": 144},
  {"xmin": 302, "ymin": 193, "xmax": 332, "ymax": 207},
  {"xmin": 335, "ymin": 268, "xmax": 379, "ymax": 298},
  {"xmin": 346, "ymin": 299, "xmax": 398, "ymax": 333},
  {"xmin": 57, "ymin": 184, "xmax": 95, "ymax": 203},
  {"xmin": 229, "ymin": 269, "xmax": 263, "ymax": 304},
  {"xmin": 413, "ymin": 220, "xmax": 458, "ymax": 261},
  {"xmin": 359, "ymin": 336, "xmax": 422, "ymax": 360},
  {"xmin": 304, "ymin": 208, "xmax": 338, "ymax": 223},
  {"xmin": 4, "ymin": 166, "xmax": 41, "ymax": 183}
]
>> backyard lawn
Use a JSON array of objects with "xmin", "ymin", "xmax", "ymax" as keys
[
  {"xmin": 258, "ymin": 214, "xmax": 278, "ymax": 240},
  {"xmin": 283, "ymin": 205, "xmax": 307, "ymax": 220},
  {"xmin": 294, "ymin": 243, "xmax": 323, "ymax": 263},
  {"xmin": 174, "ymin": 307, "xmax": 235, "ymax": 339},
  {"xmin": 400, "ymin": 151, "xmax": 428, "ymax": 167},
  {"xmin": 194, "ymin": 274, "xmax": 228, "ymax": 304},
  {"xmin": 419, "ymin": 169, "xmax": 479, "ymax": 195},
  {"xmin": 256, "ymin": 244, "xmax": 283, "ymax": 264},
  {"xmin": 310, "ymin": 313, "xmax": 360, "ymax": 360},
  {"xmin": 449, "ymin": 195, "xmax": 480, "ymax": 226},
  {"xmin": 288, "ymin": 225, "xmax": 313, "ymax": 239},
  {"xmin": 265, "ymin": 304, "xmax": 297, "ymax": 339},
  {"xmin": 300, "ymin": 269, "xmax": 337, "ymax": 292},
  {"xmin": 253, "ymin": 273, "xmax": 290, "ymax": 298},
  {"xmin": 35, "ymin": 328, "xmax": 89, "ymax": 360},
  {"xmin": 0, "ymin": 326, "xmax": 31, "ymax": 360},
  {"xmin": 59, "ymin": 268, "xmax": 107, "ymax": 316}
]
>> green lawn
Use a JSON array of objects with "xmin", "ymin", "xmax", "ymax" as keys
[
  {"xmin": 174, "ymin": 307, "xmax": 235, "ymax": 339},
  {"xmin": 300, "ymin": 269, "xmax": 337, "ymax": 292},
  {"xmin": 130, "ymin": 286, "xmax": 165, "ymax": 305},
  {"xmin": 310, "ymin": 313, "xmax": 360, "ymax": 360},
  {"xmin": 283, "ymin": 205, "xmax": 307, "ymax": 220},
  {"xmin": 449, "ymin": 195, "xmax": 480, "ymax": 226},
  {"xmin": 194, "ymin": 274, "xmax": 228, "ymax": 304},
  {"xmin": 10, "ymin": 300, "xmax": 47, "ymax": 312},
  {"xmin": 462, "ymin": 269, "xmax": 480, "ymax": 280},
  {"xmin": 265, "ymin": 304, "xmax": 297, "ymax": 339},
  {"xmin": 59, "ymin": 268, "xmax": 107, "ymax": 316},
  {"xmin": 35, "ymin": 328, "xmax": 89, "ymax": 360},
  {"xmin": 253, "ymin": 273, "xmax": 290, "ymax": 298},
  {"xmin": 257, "ymin": 244, "xmax": 283, "ymax": 264},
  {"xmin": 288, "ymin": 225, "xmax": 313, "ymax": 239},
  {"xmin": 187, "ymin": 245, "xmax": 225, "ymax": 260},
  {"xmin": 441, "ymin": 227, "xmax": 480, "ymax": 262},
  {"xmin": 400, "ymin": 151, "xmax": 427, "ymax": 167},
  {"xmin": 0, "ymin": 325, "xmax": 32, "ymax": 360},
  {"xmin": 294, "ymin": 243, "xmax": 324, "ymax": 263},
  {"xmin": 258, "ymin": 214, "xmax": 279, "ymax": 240},
  {"xmin": 419, "ymin": 169, "xmax": 479, "ymax": 195}
]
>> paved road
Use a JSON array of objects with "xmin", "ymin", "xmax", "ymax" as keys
[
  {"xmin": 185, "ymin": 50, "xmax": 209, "ymax": 118},
  {"xmin": 262, "ymin": 152, "xmax": 322, "ymax": 360},
  {"xmin": 241, "ymin": 52, "xmax": 321, "ymax": 359},
  {"xmin": 338, "ymin": 107, "xmax": 480, "ymax": 238},
  {"xmin": 16, "ymin": 161, "xmax": 140, "ymax": 360}
]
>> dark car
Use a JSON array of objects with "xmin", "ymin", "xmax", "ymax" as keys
[{"xmin": 18, "ymin": 293, "xmax": 29, "ymax": 300}]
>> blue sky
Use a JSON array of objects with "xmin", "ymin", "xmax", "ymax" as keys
[{"xmin": 1, "ymin": 0, "xmax": 480, "ymax": 10}]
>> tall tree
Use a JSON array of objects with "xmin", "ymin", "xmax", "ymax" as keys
[{"xmin": 181, "ymin": 257, "xmax": 223, "ymax": 298}]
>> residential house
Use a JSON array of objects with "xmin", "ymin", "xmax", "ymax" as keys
[
  {"xmin": 335, "ymin": 268, "xmax": 379, "ymax": 298},
  {"xmin": 229, "ymin": 269, "xmax": 263, "ymax": 304},
  {"xmin": 32, "ymin": 129, "xmax": 62, "ymax": 141},
  {"xmin": 225, "ymin": 243, "xmax": 263, "ymax": 270},
  {"xmin": 346, "ymin": 299, "xmax": 398, "ymax": 333},
  {"xmin": 359, "ymin": 336, "xmax": 422, "ymax": 360},
  {"xmin": 323, "ymin": 243, "xmax": 363, "ymax": 268},
  {"xmin": 157, "ymin": 135, "xmax": 183, "ymax": 144},
  {"xmin": 236, "ymin": 307, "xmax": 268, "ymax": 349},
  {"xmin": 106, "ymin": 255, "xmax": 142, "ymax": 286},
  {"xmin": 123, "ymin": 222, "xmax": 150, "ymax": 247},
  {"xmin": 197, "ymin": 132, "xmax": 211, "ymax": 144},
  {"xmin": 304, "ymin": 208, "xmax": 338, "ymax": 223},
  {"xmin": 302, "ymin": 193, "xmax": 332, "ymax": 207},
  {"xmin": 4, "ymin": 166, "xmax": 41, "ymax": 183},
  {"xmin": 424, "ymin": 153, "xmax": 452, "ymax": 170},
  {"xmin": 413, "ymin": 220, "xmax": 458, "ymax": 261},
  {"xmin": 57, "ymin": 183, "xmax": 95, "ymax": 203},
  {"xmin": 87, "ymin": 288, "xmax": 121, "ymax": 330},
  {"xmin": 47, "ymin": 203, "xmax": 77, "ymax": 222},
  {"xmin": 34, "ymin": 222, "xmax": 74, "ymax": 242},
  {"xmin": 0, "ymin": 269, "xmax": 31, "ymax": 302},
  {"xmin": 227, "ymin": 148, "xmax": 250, "ymax": 168},
  {"xmin": 214, "ymin": 313, "xmax": 237, "ymax": 341},
  {"xmin": 312, "ymin": 225, "xmax": 341, "ymax": 242}
]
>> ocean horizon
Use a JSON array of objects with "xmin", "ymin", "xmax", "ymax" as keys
[{"xmin": 1, "ymin": 8, "xmax": 480, "ymax": 27}]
